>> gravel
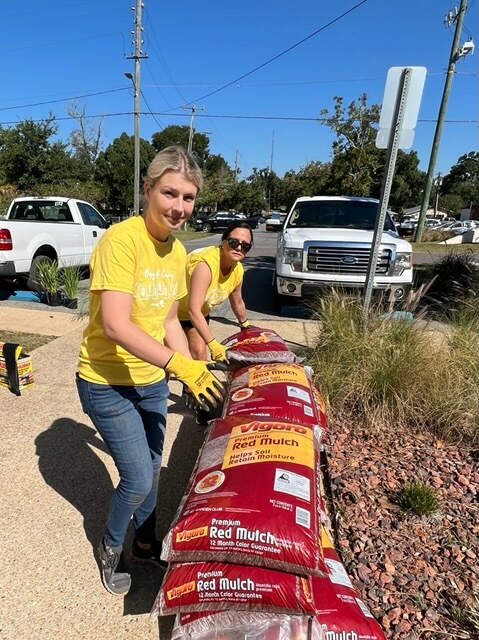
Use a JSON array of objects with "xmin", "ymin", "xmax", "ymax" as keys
[{"xmin": 325, "ymin": 421, "xmax": 479, "ymax": 639}]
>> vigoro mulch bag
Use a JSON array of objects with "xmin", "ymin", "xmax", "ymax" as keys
[
  {"xmin": 152, "ymin": 561, "xmax": 316, "ymax": 616},
  {"xmin": 313, "ymin": 528, "xmax": 386, "ymax": 639},
  {"xmin": 224, "ymin": 363, "xmax": 327, "ymax": 432},
  {"xmin": 223, "ymin": 327, "xmax": 303, "ymax": 366},
  {"xmin": 171, "ymin": 610, "xmax": 318, "ymax": 640},
  {"xmin": 162, "ymin": 415, "xmax": 325, "ymax": 576}
]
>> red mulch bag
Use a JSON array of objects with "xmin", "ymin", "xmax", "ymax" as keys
[
  {"xmin": 313, "ymin": 528, "xmax": 386, "ymax": 639},
  {"xmin": 172, "ymin": 610, "xmax": 319, "ymax": 640},
  {"xmin": 152, "ymin": 561, "xmax": 317, "ymax": 616},
  {"xmin": 224, "ymin": 363, "xmax": 327, "ymax": 431},
  {"xmin": 162, "ymin": 415, "xmax": 325, "ymax": 576},
  {"xmin": 223, "ymin": 327, "xmax": 303, "ymax": 365}
]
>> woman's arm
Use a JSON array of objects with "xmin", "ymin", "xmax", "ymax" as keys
[
  {"xmin": 100, "ymin": 290, "xmax": 175, "ymax": 368},
  {"xmin": 188, "ymin": 261, "xmax": 216, "ymax": 344},
  {"xmin": 100, "ymin": 290, "xmax": 224, "ymax": 405},
  {"xmin": 229, "ymin": 283, "xmax": 248, "ymax": 325},
  {"xmin": 164, "ymin": 300, "xmax": 191, "ymax": 357}
]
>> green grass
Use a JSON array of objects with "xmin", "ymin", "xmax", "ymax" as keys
[
  {"xmin": 396, "ymin": 480, "xmax": 440, "ymax": 516},
  {"xmin": 305, "ymin": 292, "xmax": 479, "ymax": 444},
  {"xmin": 0, "ymin": 330, "xmax": 57, "ymax": 353},
  {"xmin": 173, "ymin": 230, "xmax": 214, "ymax": 241},
  {"xmin": 411, "ymin": 241, "xmax": 479, "ymax": 254}
]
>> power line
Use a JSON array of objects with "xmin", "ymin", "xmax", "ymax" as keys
[
  {"xmin": 140, "ymin": 90, "xmax": 166, "ymax": 129},
  {"xmin": 1, "ymin": 111, "xmax": 477, "ymax": 127},
  {"xmin": 0, "ymin": 88, "xmax": 127, "ymax": 112},
  {"xmin": 180, "ymin": 0, "xmax": 369, "ymax": 106},
  {"xmin": 3, "ymin": 68, "xmax": 475, "ymax": 115}
]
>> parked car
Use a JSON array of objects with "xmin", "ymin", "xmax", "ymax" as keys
[
  {"xmin": 396, "ymin": 218, "xmax": 417, "ymax": 237},
  {"xmin": 0, "ymin": 195, "xmax": 109, "ymax": 291},
  {"xmin": 193, "ymin": 211, "xmax": 258, "ymax": 232},
  {"xmin": 265, "ymin": 212, "xmax": 286, "ymax": 232},
  {"xmin": 448, "ymin": 221, "xmax": 479, "ymax": 235}
]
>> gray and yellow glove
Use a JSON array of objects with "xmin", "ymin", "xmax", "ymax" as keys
[
  {"xmin": 165, "ymin": 352, "xmax": 225, "ymax": 411},
  {"xmin": 239, "ymin": 319, "xmax": 250, "ymax": 329},
  {"xmin": 207, "ymin": 338, "xmax": 229, "ymax": 363}
]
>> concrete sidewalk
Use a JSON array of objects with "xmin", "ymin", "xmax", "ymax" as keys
[{"xmin": 0, "ymin": 306, "xmax": 320, "ymax": 640}]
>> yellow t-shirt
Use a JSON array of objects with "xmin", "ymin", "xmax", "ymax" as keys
[
  {"xmin": 178, "ymin": 245, "xmax": 244, "ymax": 321},
  {"xmin": 78, "ymin": 216, "xmax": 187, "ymax": 385}
]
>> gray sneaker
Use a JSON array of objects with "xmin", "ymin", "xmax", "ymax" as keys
[{"xmin": 98, "ymin": 539, "xmax": 131, "ymax": 596}]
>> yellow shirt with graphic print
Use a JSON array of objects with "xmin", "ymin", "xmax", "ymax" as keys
[
  {"xmin": 178, "ymin": 245, "xmax": 244, "ymax": 321},
  {"xmin": 78, "ymin": 216, "xmax": 187, "ymax": 385}
]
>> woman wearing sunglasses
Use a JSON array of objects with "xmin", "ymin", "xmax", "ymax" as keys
[{"xmin": 178, "ymin": 219, "xmax": 253, "ymax": 379}]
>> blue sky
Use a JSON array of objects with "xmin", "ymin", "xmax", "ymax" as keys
[{"xmin": 1, "ymin": 0, "xmax": 478, "ymax": 181}]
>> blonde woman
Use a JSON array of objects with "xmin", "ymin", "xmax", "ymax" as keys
[{"xmin": 76, "ymin": 146, "xmax": 224, "ymax": 596}]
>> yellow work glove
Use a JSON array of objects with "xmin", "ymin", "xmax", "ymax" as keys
[
  {"xmin": 207, "ymin": 338, "xmax": 229, "ymax": 363},
  {"xmin": 239, "ymin": 319, "xmax": 250, "ymax": 329},
  {"xmin": 165, "ymin": 353, "xmax": 225, "ymax": 411}
]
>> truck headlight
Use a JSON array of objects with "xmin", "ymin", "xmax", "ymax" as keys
[
  {"xmin": 393, "ymin": 252, "xmax": 412, "ymax": 275},
  {"xmin": 282, "ymin": 248, "xmax": 303, "ymax": 271}
]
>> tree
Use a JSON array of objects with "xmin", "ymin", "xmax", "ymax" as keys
[
  {"xmin": 369, "ymin": 149, "xmax": 425, "ymax": 211},
  {"xmin": 67, "ymin": 102, "xmax": 103, "ymax": 181},
  {"xmin": 0, "ymin": 116, "xmax": 73, "ymax": 189},
  {"xmin": 320, "ymin": 94, "xmax": 381, "ymax": 195},
  {"xmin": 441, "ymin": 151, "xmax": 479, "ymax": 208},
  {"xmin": 151, "ymin": 125, "xmax": 210, "ymax": 167},
  {"xmin": 95, "ymin": 133, "xmax": 156, "ymax": 211}
]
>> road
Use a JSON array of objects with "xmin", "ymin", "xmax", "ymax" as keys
[{"xmin": 0, "ymin": 225, "xmax": 460, "ymax": 321}]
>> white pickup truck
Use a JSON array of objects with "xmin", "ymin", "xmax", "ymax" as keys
[
  {"xmin": 0, "ymin": 196, "xmax": 109, "ymax": 290},
  {"xmin": 273, "ymin": 196, "xmax": 413, "ymax": 311}
]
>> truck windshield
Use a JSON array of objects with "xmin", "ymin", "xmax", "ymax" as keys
[{"xmin": 286, "ymin": 200, "xmax": 396, "ymax": 232}]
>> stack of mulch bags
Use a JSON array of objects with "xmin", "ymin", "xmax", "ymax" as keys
[{"xmin": 152, "ymin": 327, "xmax": 386, "ymax": 640}]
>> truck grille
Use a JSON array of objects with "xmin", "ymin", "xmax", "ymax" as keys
[{"xmin": 307, "ymin": 245, "xmax": 391, "ymax": 274}]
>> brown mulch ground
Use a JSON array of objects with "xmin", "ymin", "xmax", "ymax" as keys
[{"xmin": 325, "ymin": 422, "xmax": 479, "ymax": 639}]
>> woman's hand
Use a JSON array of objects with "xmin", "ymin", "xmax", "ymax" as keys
[{"xmin": 206, "ymin": 338, "xmax": 229, "ymax": 363}]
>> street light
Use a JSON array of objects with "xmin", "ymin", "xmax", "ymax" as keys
[
  {"xmin": 125, "ymin": 72, "xmax": 140, "ymax": 216},
  {"xmin": 433, "ymin": 173, "xmax": 443, "ymax": 218}
]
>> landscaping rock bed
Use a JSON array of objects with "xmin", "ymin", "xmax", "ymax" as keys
[{"xmin": 326, "ymin": 422, "xmax": 478, "ymax": 639}]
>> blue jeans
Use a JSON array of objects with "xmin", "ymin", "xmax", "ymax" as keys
[{"xmin": 76, "ymin": 375, "xmax": 169, "ymax": 549}]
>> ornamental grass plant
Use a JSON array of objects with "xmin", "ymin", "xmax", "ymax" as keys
[
  {"xmin": 59, "ymin": 264, "xmax": 84, "ymax": 300},
  {"xmin": 306, "ymin": 291, "xmax": 478, "ymax": 445}
]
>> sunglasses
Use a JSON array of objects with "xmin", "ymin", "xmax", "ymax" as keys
[{"xmin": 226, "ymin": 237, "xmax": 252, "ymax": 254}]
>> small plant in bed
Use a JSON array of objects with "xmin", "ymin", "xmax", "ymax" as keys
[{"xmin": 60, "ymin": 264, "xmax": 84, "ymax": 308}]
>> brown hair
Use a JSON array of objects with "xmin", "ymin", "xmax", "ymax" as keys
[{"xmin": 221, "ymin": 220, "xmax": 253, "ymax": 243}]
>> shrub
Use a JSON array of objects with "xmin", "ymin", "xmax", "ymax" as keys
[
  {"xmin": 306, "ymin": 292, "xmax": 478, "ymax": 443},
  {"xmin": 35, "ymin": 259, "xmax": 60, "ymax": 294},
  {"xmin": 396, "ymin": 480, "xmax": 439, "ymax": 516},
  {"xmin": 425, "ymin": 250, "xmax": 477, "ymax": 306},
  {"xmin": 422, "ymin": 229, "xmax": 455, "ymax": 243},
  {"xmin": 60, "ymin": 264, "xmax": 84, "ymax": 299}
]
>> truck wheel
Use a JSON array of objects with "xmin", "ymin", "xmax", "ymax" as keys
[
  {"xmin": 202, "ymin": 223, "xmax": 213, "ymax": 233},
  {"xmin": 27, "ymin": 255, "xmax": 52, "ymax": 292}
]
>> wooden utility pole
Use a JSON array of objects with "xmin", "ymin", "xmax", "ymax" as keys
[{"xmin": 182, "ymin": 104, "xmax": 205, "ymax": 153}]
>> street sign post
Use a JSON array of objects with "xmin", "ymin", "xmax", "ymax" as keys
[{"xmin": 363, "ymin": 66, "xmax": 426, "ymax": 313}]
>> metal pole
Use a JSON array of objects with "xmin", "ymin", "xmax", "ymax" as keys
[
  {"xmin": 363, "ymin": 68, "xmax": 412, "ymax": 313},
  {"xmin": 187, "ymin": 105, "xmax": 195, "ymax": 153},
  {"xmin": 415, "ymin": 0, "xmax": 468, "ymax": 242},
  {"xmin": 126, "ymin": 0, "xmax": 147, "ymax": 216}
]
